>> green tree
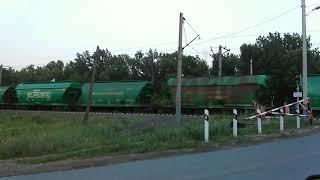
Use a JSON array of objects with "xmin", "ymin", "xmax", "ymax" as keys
[
  {"xmin": 239, "ymin": 32, "xmax": 320, "ymax": 105},
  {"xmin": 153, "ymin": 52, "xmax": 209, "ymax": 104},
  {"xmin": 127, "ymin": 49, "xmax": 160, "ymax": 82},
  {"xmin": 210, "ymin": 51, "xmax": 239, "ymax": 76},
  {"xmin": 64, "ymin": 51, "xmax": 92, "ymax": 82},
  {"xmin": 32, "ymin": 60, "xmax": 65, "ymax": 82},
  {"xmin": 1, "ymin": 67, "xmax": 17, "ymax": 85},
  {"xmin": 16, "ymin": 65, "xmax": 37, "ymax": 82}
]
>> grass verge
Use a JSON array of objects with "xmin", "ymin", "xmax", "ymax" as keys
[{"xmin": 0, "ymin": 111, "xmax": 310, "ymax": 163}]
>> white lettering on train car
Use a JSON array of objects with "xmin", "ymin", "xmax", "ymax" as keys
[{"xmin": 27, "ymin": 91, "xmax": 51, "ymax": 99}]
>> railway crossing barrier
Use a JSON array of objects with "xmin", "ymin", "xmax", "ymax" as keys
[
  {"xmin": 232, "ymin": 98, "xmax": 312, "ymax": 137},
  {"xmin": 247, "ymin": 98, "xmax": 311, "ymax": 133}
]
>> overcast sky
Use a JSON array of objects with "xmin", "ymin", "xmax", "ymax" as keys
[{"xmin": 1, "ymin": 0, "xmax": 320, "ymax": 68}]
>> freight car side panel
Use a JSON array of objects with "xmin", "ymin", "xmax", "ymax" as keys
[
  {"xmin": 167, "ymin": 75, "xmax": 268, "ymax": 109},
  {"xmin": 169, "ymin": 85, "xmax": 260, "ymax": 108},
  {"xmin": 81, "ymin": 81, "xmax": 152, "ymax": 107},
  {"xmin": 307, "ymin": 75, "xmax": 320, "ymax": 110},
  {"xmin": 16, "ymin": 82, "xmax": 81, "ymax": 106},
  {"xmin": 17, "ymin": 89, "xmax": 63, "ymax": 105}
]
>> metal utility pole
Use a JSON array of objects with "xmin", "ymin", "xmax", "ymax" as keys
[
  {"xmin": 176, "ymin": 12, "xmax": 184, "ymax": 124},
  {"xmin": 215, "ymin": 46, "xmax": 230, "ymax": 76},
  {"xmin": 218, "ymin": 45, "xmax": 222, "ymax": 76},
  {"xmin": 0, "ymin": 65, "xmax": 2, "ymax": 86},
  {"xmin": 250, "ymin": 59, "xmax": 253, "ymax": 75},
  {"xmin": 301, "ymin": 0, "xmax": 308, "ymax": 104},
  {"xmin": 83, "ymin": 55, "xmax": 98, "ymax": 125}
]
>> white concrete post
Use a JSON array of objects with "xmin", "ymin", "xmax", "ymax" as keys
[
  {"xmin": 280, "ymin": 108, "xmax": 284, "ymax": 131},
  {"xmin": 233, "ymin": 109, "xmax": 238, "ymax": 137},
  {"xmin": 257, "ymin": 108, "xmax": 262, "ymax": 134},
  {"xmin": 297, "ymin": 102, "xmax": 301, "ymax": 129},
  {"xmin": 204, "ymin": 109, "xmax": 209, "ymax": 143}
]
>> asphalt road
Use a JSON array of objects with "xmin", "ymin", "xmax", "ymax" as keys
[{"xmin": 2, "ymin": 134, "xmax": 320, "ymax": 180}]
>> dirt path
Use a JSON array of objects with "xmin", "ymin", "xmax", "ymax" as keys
[{"xmin": 1, "ymin": 127, "xmax": 319, "ymax": 178}]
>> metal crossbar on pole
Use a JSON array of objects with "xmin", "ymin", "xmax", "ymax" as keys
[{"xmin": 298, "ymin": 101, "xmax": 308, "ymax": 111}]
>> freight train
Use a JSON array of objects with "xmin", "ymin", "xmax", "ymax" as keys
[{"xmin": 0, "ymin": 75, "xmax": 319, "ymax": 112}]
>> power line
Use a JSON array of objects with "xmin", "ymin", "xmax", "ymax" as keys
[
  {"xmin": 183, "ymin": 25, "xmax": 188, "ymax": 47},
  {"xmin": 184, "ymin": 18, "xmax": 200, "ymax": 37},
  {"xmin": 191, "ymin": 47, "xmax": 201, "ymax": 55},
  {"xmin": 307, "ymin": 3, "xmax": 320, "ymax": 8},
  {"xmin": 110, "ymin": 41, "xmax": 177, "ymax": 53},
  {"xmin": 6, "ymin": 4, "xmax": 320, "ymax": 70},
  {"xmin": 81, "ymin": 5, "xmax": 318, "ymax": 55},
  {"xmin": 181, "ymin": 16, "xmax": 201, "ymax": 50},
  {"xmin": 194, "ymin": 32, "xmax": 319, "ymax": 40},
  {"xmin": 308, "ymin": 30, "xmax": 320, "ymax": 33},
  {"xmin": 108, "ymin": 5, "xmax": 317, "ymax": 53},
  {"xmin": 112, "ymin": 30, "xmax": 320, "ymax": 53},
  {"xmin": 191, "ymin": 5, "xmax": 301, "ymax": 47}
]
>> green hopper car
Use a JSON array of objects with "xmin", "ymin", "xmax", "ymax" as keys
[
  {"xmin": 16, "ymin": 81, "xmax": 81, "ymax": 107},
  {"xmin": 0, "ymin": 86, "xmax": 17, "ymax": 105},
  {"xmin": 167, "ymin": 75, "xmax": 268, "ymax": 109},
  {"xmin": 81, "ymin": 81, "xmax": 153, "ymax": 107},
  {"xmin": 306, "ymin": 75, "xmax": 320, "ymax": 110}
]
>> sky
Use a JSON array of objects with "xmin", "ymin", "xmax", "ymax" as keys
[{"xmin": 0, "ymin": 0, "xmax": 320, "ymax": 69}]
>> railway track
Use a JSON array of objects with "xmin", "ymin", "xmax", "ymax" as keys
[
  {"xmin": 0, "ymin": 109, "xmax": 203, "ymax": 125},
  {"xmin": 0, "ymin": 109, "xmax": 202, "ymax": 117}
]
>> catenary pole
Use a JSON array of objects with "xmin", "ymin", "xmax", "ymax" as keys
[
  {"xmin": 176, "ymin": 12, "xmax": 184, "ymax": 124},
  {"xmin": 218, "ymin": 45, "xmax": 222, "ymax": 76},
  {"xmin": 301, "ymin": 0, "xmax": 308, "ymax": 108}
]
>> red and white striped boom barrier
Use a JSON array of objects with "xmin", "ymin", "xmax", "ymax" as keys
[{"xmin": 245, "ymin": 98, "xmax": 311, "ymax": 120}]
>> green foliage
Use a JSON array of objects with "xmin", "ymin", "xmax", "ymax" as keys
[
  {"xmin": 14, "ymin": 61, "xmax": 66, "ymax": 83},
  {"xmin": 1, "ymin": 67, "xmax": 17, "ymax": 85},
  {"xmin": 210, "ymin": 51, "xmax": 239, "ymax": 76},
  {"xmin": 239, "ymin": 32, "xmax": 320, "ymax": 105}
]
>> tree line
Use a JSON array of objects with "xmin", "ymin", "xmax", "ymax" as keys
[{"xmin": 1, "ymin": 32, "xmax": 320, "ymax": 105}]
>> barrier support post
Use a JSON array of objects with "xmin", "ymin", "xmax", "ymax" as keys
[
  {"xmin": 204, "ymin": 109, "xmax": 209, "ymax": 143},
  {"xmin": 280, "ymin": 108, "xmax": 284, "ymax": 131},
  {"xmin": 233, "ymin": 109, "xmax": 238, "ymax": 137},
  {"xmin": 257, "ymin": 108, "xmax": 262, "ymax": 134},
  {"xmin": 297, "ymin": 102, "xmax": 300, "ymax": 129}
]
